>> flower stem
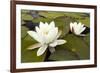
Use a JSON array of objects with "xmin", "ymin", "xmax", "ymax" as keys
[{"xmin": 44, "ymin": 48, "xmax": 51, "ymax": 61}]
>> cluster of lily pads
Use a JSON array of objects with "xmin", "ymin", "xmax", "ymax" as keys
[{"xmin": 21, "ymin": 10, "xmax": 90, "ymax": 62}]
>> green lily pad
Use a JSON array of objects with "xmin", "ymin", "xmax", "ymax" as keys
[
  {"xmin": 64, "ymin": 12, "xmax": 82, "ymax": 19},
  {"xmin": 21, "ymin": 35, "xmax": 46, "ymax": 63},
  {"xmin": 64, "ymin": 12, "xmax": 90, "ymax": 27},
  {"xmin": 54, "ymin": 16, "xmax": 74, "ymax": 37},
  {"xmin": 21, "ymin": 10, "xmax": 90, "ymax": 62},
  {"xmin": 77, "ymin": 17, "xmax": 90, "ymax": 27},
  {"xmin": 83, "ymin": 33, "xmax": 90, "ymax": 46},
  {"xmin": 21, "ymin": 13, "xmax": 33, "ymax": 21},
  {"xmin": 39, "ymin": 11, "xmax": 65, "ymax": 19},
  {"xmin": 49, "ymin": 34, "xmax": 90, "ymax": 61},
  {"xmin": 32, "ymin": 17, "xmax": 52, "ymax": 23},
  {"xmin": 49, "ymin": 46, "xmax": 79, "ymax": 61},
  {"xmin": 21, "ymin": 10, "xmax": 30, "ymax": 13},
  {"xmin": 21, "ymin": 26, "xmax": 28, "ymax": 39},
  {"xmin": 64, "ymin": 34, "xmax": 90, "ymax": 59}
]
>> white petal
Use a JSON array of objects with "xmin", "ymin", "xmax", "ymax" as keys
[
  {"xmin": 27, "ymin": 31, "xmax": 42, "ymax": 43},
  {"xmin": 74, "ymin": 22, "xmax": 77, "ymax": 25},
  {"xmin": 72, "ymin": 22, "xmax": 78, "ymax": 33},
  {"xmin": 39, "ymin": 22, "xmax": 47, "ymax": 31},
  {"xmin": 78, "ymin": 22, "xmax": 82, "ymax": 28},
  {"xmin": 39, "ymin": 22, "xmax": 49, "ymax": 33},
  {"xmin": 37, "ymin": 45, "xmax": 48, "ymax": 56},
  {"xmin": 56, "ymin": 40, "xmax": 67, "ymax": 45},
  {"xmin": 35, "ymin": 26, "xmax": 45, "ymax": 43},
  {"xmin": 56, "ymin": 30, "xmax": 62, "ymax": 39},
  {"xmin": 74, "ymin": 24, "xmax": 81, "ymax": 34},
  {"xmin": 70, "ymin": 22, "xmax": 73, "ymax": 31},
  {"xmin": 47, "ymin": 27, "xmax": 58, "ymax": 43},
  {"xmin": 49, "ymin": 47, "xmax": 55, "ymax": 53},
  {"xmin": 27, "ymin": 43, "xmax": 41, "ymax": 50},
  {"xmin": 49, "ymin": 41, "xmax": 57, "ymax": 47},
  {"xmin": 70, "ymin": 22, "xmax": 86, "ymax": 36},
  {"xmin": 76, "ymin": 23, "xmax": 83, "ymax": 33},
  {"xmin": 79, "ymin": 23, "xmax": 84, "ymax": 28},
  {"xmin": 39, "ymin": 22, "xmax": 45, "ymax": 29},
  {"xmin": 45, "ymin": 22, "xmax": 49, "ymax": 26},
  {"xmin": 74, "ymin": 22, "xmax": 78, "ymax": 30},
  {"xmin": 75, "ymin": 26, "xmax": 86, "ymax": 35},
  {"xmin": 74, "ymin": 29, "xmax": 81, "ymax": 35},
  {"xmin": 80, "ymin": 27, "xmax": 86, "ymax": 33},
  {"xmin": 43, "ymin": 22, "xmax": 49, "ymax": 30},
  {"xmin": 35, "ymin": 26, "xmax": 40, "ymax": 33},
  {"xmin": 49, "ymin": 21, "xmax": 55, "ymax": 29}
]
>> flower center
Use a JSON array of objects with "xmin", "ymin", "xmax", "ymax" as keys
[{"xmin": 43, "ymin": 31, "xmax": 48, "ymax": 35}]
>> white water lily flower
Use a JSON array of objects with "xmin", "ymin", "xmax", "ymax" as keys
[
  {"xmin": 70, "ymin": 22, "xmax": 86, "ymax": 36},
  {"xmin": 27, "ymin": 21, "xmax": 66, "ymax": 56}
]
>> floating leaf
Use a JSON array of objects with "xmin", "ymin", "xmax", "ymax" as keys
[
  {"xmin": 21, "ymin": 10, "xmax": 30, "ymax": 13},
  {"xmin": 21, "ymin": 10, "xmax": 90, "ymax": 62},
  {"xmin": 21, "ymin": 26, "xmax": 28, "ymax": 39},
  {"xmin": 21, "ymin": 35, "xmax": 46, "ymax": 63},
  {"xmin": 83, "ymin": 33, "xmax": 90, "ymax": 46},
  {"xmin": 39, "ymin": 11, "xmax": 65, "ymax": 19},
  {"xmin": 64, "ymin": 12, "xmax": 90, "ymax": 27},
  {"xmin": 32, "ymin": 17, "xmax": 52, "ymax": 23},
  {"xmin": 49, "ymin": 46, "xmax": 79, "ymax": 61},
  {"xmin": 22, "ymin": 20, "xmax": 39, "ymax": 30},
  {"xmin": 64, "ymin": 12, "xmax": 82, "ymax": 19},
  {"xmin": 49, "ymin": 34, "xmax": 90, "ymax": 61},
  {"xmin": 21, "ymin": 13, "xmax": 33, "ymax": 21},
  {"xmin": 77, "ymin": 17, "xmax": 90, "ymax": 27},
  {"xmin": 54, "ymin": 16, "xmax": 74, "ymax": 37},
  {"xmin": 64, "ymin": 34, "xmax": 90, "ymax": 59}
]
